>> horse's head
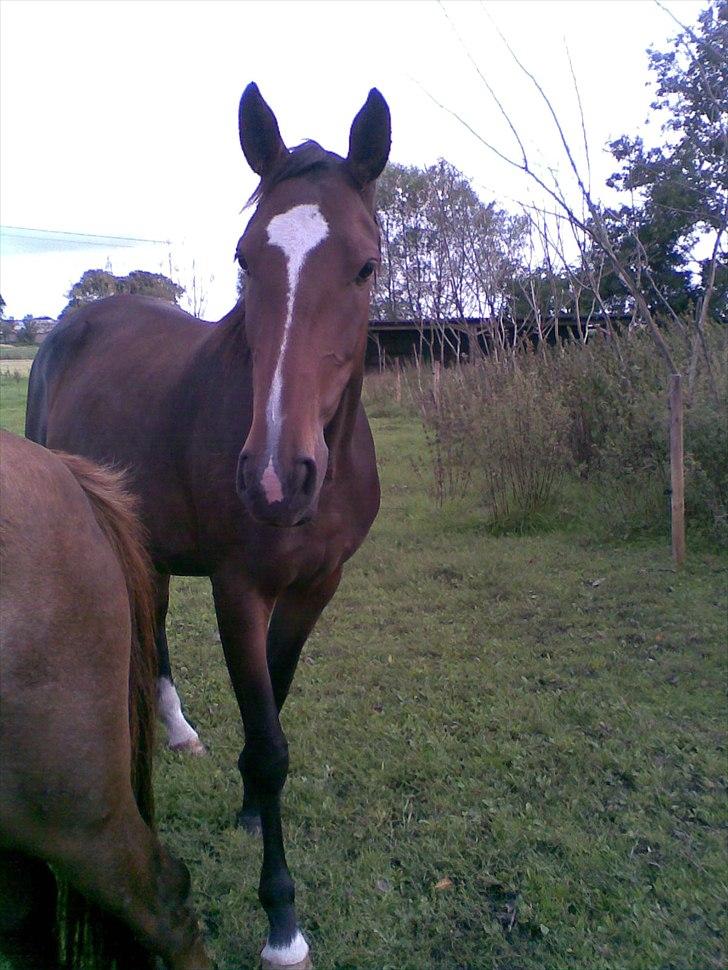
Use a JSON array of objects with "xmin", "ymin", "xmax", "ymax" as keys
[{"xmin": 234, "ymin": 83, "xmax": 390, "ymax": 527}]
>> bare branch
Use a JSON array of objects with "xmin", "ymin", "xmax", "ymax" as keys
[
  {"xmin": 565, "ymin": 42, "xmax": 592, "ymax": 195},
  {"xmin": 438, "ymin": 0, "xmax": 530, "ymax": 168}
]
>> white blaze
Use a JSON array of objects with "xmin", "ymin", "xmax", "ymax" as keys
[
  {"xmin": 262, "ymin": 455, "xmax": 284, "ymax": 503},
  {"xmin": 262, "ymin": 203, "xmax": 329, "ymax": 499}
]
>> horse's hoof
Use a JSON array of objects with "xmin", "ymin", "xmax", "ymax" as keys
[
  {"xmin": 236, "ymin": 808, "xmax": 262, "ymax": 836},
  {"xmin": 170, "ymin": 737, "xmax": 207, "ymax": 756},
  {"xmin": 260, "ymin": 932, "xmax": 311, "ymax": 969},
  {"xmin": 260, "ymin": 956, "xmax": 312, "ymax": 970}
]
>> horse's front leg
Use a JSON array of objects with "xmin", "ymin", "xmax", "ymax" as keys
[
  {"xmin": 212, "ymin": 567, "xmax": 311, "ymax": 970},
  {"xmin": 239, "ymin": 568, "xmax": 343, "ymax": 836}
]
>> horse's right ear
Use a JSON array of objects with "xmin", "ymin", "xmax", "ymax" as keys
[{"xmin": 239, "ymin": 83, "xmax": 287, "ymax": 177}]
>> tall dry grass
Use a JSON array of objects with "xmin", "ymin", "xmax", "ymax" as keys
[
  {"xmin": 413, "ymin": 349, "xmax": 572, "ymax": 523},
  {"xmin": 367, "ymin": 321, "xmax": 727, "ymax": 545}
]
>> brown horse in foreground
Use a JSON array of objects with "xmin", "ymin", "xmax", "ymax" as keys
[
  {"xmin": 0, "ymin": 432, "xmax": 209, "ymax": 970},
  {"xmin": 26, "ymin": 84, "xmax": 391, "ymax": 968}
]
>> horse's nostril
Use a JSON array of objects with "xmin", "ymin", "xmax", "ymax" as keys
[{"xmin": 294, "ymin": 458, "xmax": 317, "ymax": 499}]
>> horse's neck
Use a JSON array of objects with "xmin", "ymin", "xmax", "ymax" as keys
[
  {"xmin": 325, "ymin": 368, "xmax": 364, "ymax": 480},
  {"xmin": 214, "ymin": 297, "xmax": 247, "ymax": 331},
  {"xmin": 198, "ymin": 299, "xmax": 250, "ymax": 364},
  {"xmin": 179, "ymin": 302, "xmax": 251, "ymax": 425}
]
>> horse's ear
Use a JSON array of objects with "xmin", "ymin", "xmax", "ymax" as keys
[
  {"xmin": 346, "ymin": 89, "xmax": 391, "ymax": 188},
  {"xmin": 239, "ymin": 82, "xmax": 287, "ymax": 177}
]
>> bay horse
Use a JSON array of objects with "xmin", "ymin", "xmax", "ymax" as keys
[
  {"xmin": 26, "ymin": 83, "xmax": 391, "ymax": 969},
  {"xmin": 0, "ymin": 431, "xmax": 209, "ymax": 970}
]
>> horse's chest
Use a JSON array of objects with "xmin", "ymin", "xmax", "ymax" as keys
[
  {"xmin": 190, "ymin": 447, "xmax": 376, "ymax": 592},
  {"xmin": 244, "ymin": 516, "xmax": 356, "ymax": 593}
]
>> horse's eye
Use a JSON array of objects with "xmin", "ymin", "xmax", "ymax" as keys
[
  {"xmin": 236, "ymin": 253, "xmax": 249, "ymax": 273},
  {"xmin": 356, "ymin": 261, "xmax": 375, "ymax": 284}
]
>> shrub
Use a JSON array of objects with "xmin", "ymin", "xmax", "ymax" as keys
[
  {"xmin": 683, "ymin": 332, "xmax": 728, "ymax": 544},
  {"xmin": 404, "ymin": 319, "xmax": 727, "ymax": 545}
]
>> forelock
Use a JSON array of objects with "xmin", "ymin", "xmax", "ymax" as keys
[{"xmin": 246, "ymin": 141, "xmax": 345, "ymax": 207}]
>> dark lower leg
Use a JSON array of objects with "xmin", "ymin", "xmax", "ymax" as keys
[
  {"xmin": 240, "ymin": 571, "xmax": 342, "ymax": 832},
  {"xmin": 52, "ymin": 823, "xmax": 209, "ymax": 970},
  {"xmin": 239, "ymin": 737, "xmax": 300, "ymax": 952},
  {"xmin": 212, "ymin": 572, "xmax": 305, "ymax": 962},
  {"xmin": 0, "ymin": 850, "xmax": 58, "ymax": 969}
]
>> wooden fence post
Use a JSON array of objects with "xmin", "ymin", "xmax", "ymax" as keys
[
  {"xmin": 669, "ymin": 373, "xmax": 686, "ymax": 568},
  {"xmin": 394, "ymin": 356, "xmax": 402, "ymax": 404}
]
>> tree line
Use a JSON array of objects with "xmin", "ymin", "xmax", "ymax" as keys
[{"xmin": 373, "ymin": 1, "xmax": 726, "ymax": 334}]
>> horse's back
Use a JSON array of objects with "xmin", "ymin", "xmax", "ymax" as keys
[{"xmin": 26, "ymin": 295, "xmax": 211, "ymax": 477}]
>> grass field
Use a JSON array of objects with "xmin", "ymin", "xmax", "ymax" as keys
[
  {"xmin": 0, "ymin": 342, "xmax": 37, "ymax": 377},
  {"xmin": 0, "ymin": 343, "xmax": 37, "ymax": 360},
  {"xmin": 1, "ymin": 376, "xmax": 726, "ymax": 970},
  {"xmin": 0, "ymin": 360, "xmax": 33, "ymax": 377}
]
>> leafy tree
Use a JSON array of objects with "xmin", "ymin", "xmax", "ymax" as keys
[
  {"xmin": 373, "ymin": 160, "xmax": 527, "ymax": 322},
  {"xmin": 602, "ymin": 0, "xmax": 727, "ymax": 320},
  {"xmin": 0, "ymin": 294, "xmax": 11, "ymax": 343},
  {"xmin": 16, "ymin": 314, "xmax": 39, "ymax": 344},
  {"xmin": 508, "ymin": 266, "xmax": 573, "ymax": 323},
  {"xmin": 60, "ymin": 269, "xmax": 184, "ymax": 319}
]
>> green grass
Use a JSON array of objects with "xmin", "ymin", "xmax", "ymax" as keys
[
  {"xmin": 0, "ymin": 374, "xmax": 29, "ymax": 435},
  {"xmin": 0, "ymin": 343, "xmax": 38, "ymax": 360},
  {"xmin": 2, "ymin": 375, "xmax": 726, "ymax": 969}
]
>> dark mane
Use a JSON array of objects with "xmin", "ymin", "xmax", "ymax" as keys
[{"xmin": 247, "ymin": 140, "xmax": 344, "ymax": 206}]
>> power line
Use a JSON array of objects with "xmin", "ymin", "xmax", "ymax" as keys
[{"xmin": 1, "ymin": 225, "xmax": 171, "ymax": 246}]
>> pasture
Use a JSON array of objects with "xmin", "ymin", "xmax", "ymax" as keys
[
  {"xmin": 0, "ymin": 345, "xmax": 37, "ymax": 359},
  {"xmin": 0, "ymin": 345, "xmax": 36, "ymax": 379},
  {"xmin": 1, "ymin": 374, "xmax": 726, "ymax": 970}
]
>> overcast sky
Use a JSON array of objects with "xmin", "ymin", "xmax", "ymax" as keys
[{"xmin": 0, "ymin": 0, "xmax": 703, "ymax": 320}]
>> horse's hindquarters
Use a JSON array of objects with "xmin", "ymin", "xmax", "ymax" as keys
[{"xmin": 0, "ymin": 433, "xmax": 210, "ymax": 969}]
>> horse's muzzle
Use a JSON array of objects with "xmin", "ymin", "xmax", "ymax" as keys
[{"xmin": 235, "ymin": 452, "xmax": 318, "ymax": 527}]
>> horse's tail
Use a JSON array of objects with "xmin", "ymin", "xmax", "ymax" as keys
[
  {"xmin": 54, "ymin": 453, "xmax": 158, "ymax": 970},
  {"xmin": 59, "ymin": 453, "xmax": 157, "ymax": 819}
]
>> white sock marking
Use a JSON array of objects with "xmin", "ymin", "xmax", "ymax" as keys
[
  {"xmin": 261, "ymin": 930, "xmax": 309, "ymax": 967},
  {"xmin": 262, "ymin": 203, "xmax": 329, "ymax": 490},
  {"xmin": 157, "ymin": 676, "xmax": 202, "ymax": 749}
]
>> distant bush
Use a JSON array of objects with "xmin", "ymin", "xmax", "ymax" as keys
[{"xmin": 561, "ymin": 324, "xmax": 727, "ymax": 545}]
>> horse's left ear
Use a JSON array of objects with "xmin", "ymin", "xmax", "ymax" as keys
[{"xmin": 346, "ymin": 89, "xmax": 391, "ymax": 188}]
